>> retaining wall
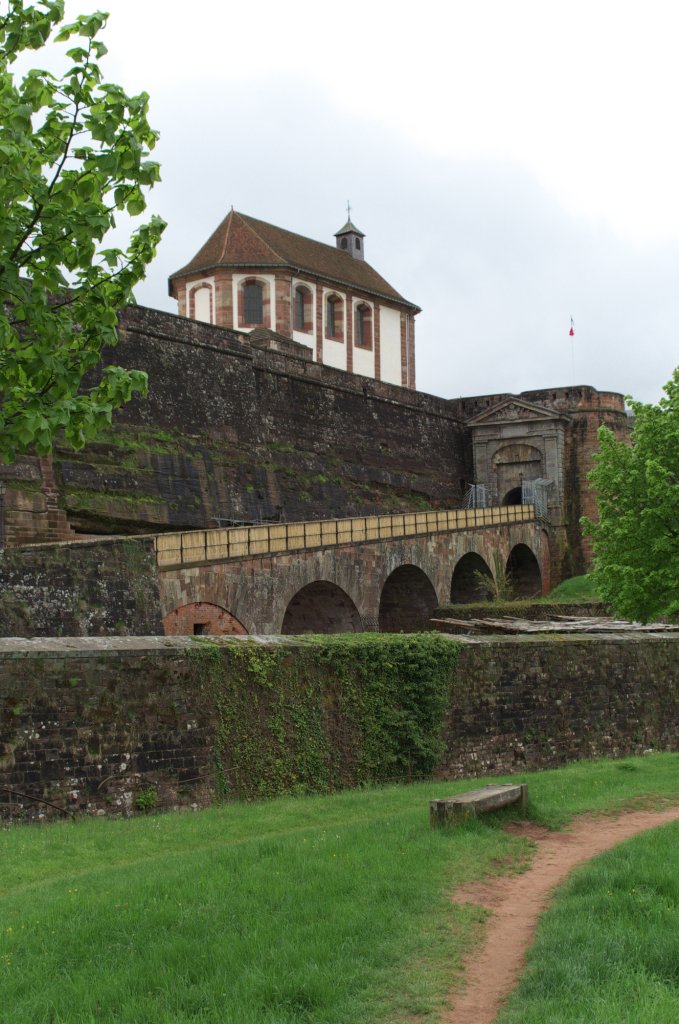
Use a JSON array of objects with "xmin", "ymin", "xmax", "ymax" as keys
[{"xmin": 2, "ymin": 633, "xmax": 677, "ymax": 821}]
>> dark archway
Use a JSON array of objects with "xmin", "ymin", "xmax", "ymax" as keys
[
  {"xmin": 502, "ymin": 487, "xmax": 523, "ymax": 506},
  {"xmin": 506, "ymin": 544, "xmax": 542, "ymax": 597},
  {"xmin": 450, "ymin": 552, "xmax": 493, "ymax": 603},
  {"xmin": 163, "ymin": 602, "xmax": 248, "ymax": 636},
  {"xmin": 281, "ymin": 581, "xmax": 362, "ymax": 634},
  {"xmin": 378, "ymin": 564, "xmax": 438, "ymax": 632}
]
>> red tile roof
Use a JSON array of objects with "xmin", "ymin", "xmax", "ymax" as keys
[{"xmin": 169, "ymin": 210, "xmax": 419, "ymax": 309}]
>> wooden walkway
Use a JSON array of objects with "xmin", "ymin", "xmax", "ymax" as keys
[{"xmin": 154, "ymin": 504, "xmax": 536, "ymax": 569}]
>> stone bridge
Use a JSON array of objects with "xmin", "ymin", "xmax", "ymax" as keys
[{"xmin": 156, "ymin": 506, "xmax": 550, "ymax": 635}]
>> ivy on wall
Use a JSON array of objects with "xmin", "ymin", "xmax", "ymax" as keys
[{"xmin": 187, "ymin": 634, "xmax": 460, "ymax": 800}]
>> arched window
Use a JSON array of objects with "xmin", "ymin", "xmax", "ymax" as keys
[
  {"xmin": 341, "ymin": 237, "xmax": 348, "ymax": 249},
  {"xmin": 354, "ymin": 303, "xmax": 372, "ymax": 349},
  {"xmin": 189, "ymin": 283, "xmax": 213, "ymax": 324},
  {"xmin": 238, "ymin": 277, "xmax": 271, "ymax": 329},
  {"xmin": 355, "ymin": 237, "xmax": 361, "ymax": 251},
  {"xmin": 294, "ymin": 286, "xmax": 312, "ymax": 333},
  {"xmin": 325, "ymin": 294, "xmax": 343, "ymax": 340},
  {"xmin": 326, "ymin": 295, "xmax": 336, "ymax": 337},
  {"xmin": 243, "ymin": 281, "xmax": 263, "ymax": 324}
]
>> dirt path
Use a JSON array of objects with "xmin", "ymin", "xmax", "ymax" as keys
[{"xmin": 442, "ymin": 805, "xmax": 679, "ymax": 1024}]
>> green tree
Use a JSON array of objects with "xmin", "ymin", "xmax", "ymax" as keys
[
  {"xmin": 0, "ymin": 1, "xmax": 165, "ymax": 462},
  {"xmin": 584, "ymin": 368, "xmax": 679, "ymax": 622}
]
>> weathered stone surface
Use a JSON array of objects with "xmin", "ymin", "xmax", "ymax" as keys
[
  {"xmin": 1, "ymin": 633, "xmax": 677, "ymax": 820},
  {"xmin": 440, "ymin": 634, "xmax": 679, "ymax": 778},
  {"xmin": 52, "ymin": 305, "xmax": 471, "ymax": 534},
  {"xmin": 430, "ymin": 783, "xmax": 527, "ymax": 826},
  {"xmin": 0, "ymin": 537, "xmax": 162, "ymax": 637},
  {"xmin": 156, "ymin": 521, "xmax": 548, "ymax": 634},
  {"xmin": 0, "ymin": 520, "xmax": 548, "ymax": 637},
  {"xmin": 2, "ymin": 307, "xmax": 629, "ymax": 582}
]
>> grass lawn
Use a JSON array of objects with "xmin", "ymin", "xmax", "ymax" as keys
[
  {"xmin": 497, "ymin": 818, "xmax": 679, "ymax": 1023},
  {"xmin": 546, "ymin": 574, "xmax": 600, "ymax": 602},
  {"xmin": 1, "ymin": 754, "xmax": 679, "ymax": 1023}
]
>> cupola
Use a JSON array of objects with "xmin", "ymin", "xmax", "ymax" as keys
[{"xmin": 334, "ymin": 206, "xmax": 365, "ymax": 261}]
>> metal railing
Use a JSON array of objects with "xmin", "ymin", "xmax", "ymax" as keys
[{"xmin": 154, "ymin": 504, "xmax": 536, "ymax": 569}]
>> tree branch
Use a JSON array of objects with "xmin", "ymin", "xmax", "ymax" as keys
[{"xmin": 8, "ymin": 37, "xmax": 95, "ymax": 264}]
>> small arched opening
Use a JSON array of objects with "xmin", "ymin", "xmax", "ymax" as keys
[
  {"xmin": 506, "ymin": 544, "xmax": 542, "ymax": 597},
  {"xmin": 450, "ymin": 552, "xmax": 493, "ymax": 604},
  {"xmin": 281, "ymin": 581, "xmax": 361, "ymax": 634},
  {"xmin": 502, "ymin": 487, "xmax": 523, "ymax": 506},
  {"xmin": 378, "ymin": 564, "xmax": 438, "ymax": 633},
  {"xmin": 163, "ymin": 602, "xmax": 248, "ymax": 636}
]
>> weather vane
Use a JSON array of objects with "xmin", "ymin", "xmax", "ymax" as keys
[{"xmin": 346, "ymin": 200, "xmax": 351, "ymax": 221}]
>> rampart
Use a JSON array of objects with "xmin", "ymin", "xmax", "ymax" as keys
[
  {"xmin": 0, "ymin": 306, "xmax": 470, "ymax": 546},
  {"xmin": 0, "ymin": 306, "xmax": 628, "ymax": 576},
  {"xmin": 1, "ymin": 633, "xmax": 676, "ymax": 820}
]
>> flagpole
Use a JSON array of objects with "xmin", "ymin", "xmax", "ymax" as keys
[
  {"xmin": 569, "ymin": 317, "xmax": 575, "ymax": 383},
  {"xmin": 571, "ymin": 335, "xmax": 575, "ymax": 383}
]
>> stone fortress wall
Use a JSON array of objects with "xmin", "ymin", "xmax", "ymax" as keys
[
  {"xmin": 0, "ymin": 305, "xmax": 629, "ymax": 583},
  {"xmin": 1, "ymin": 634, "xmax": 676, "ymax": 820}
]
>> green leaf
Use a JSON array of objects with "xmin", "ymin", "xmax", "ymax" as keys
[{"xmin": 0, "ymin": 0, "xmax": 165, "ymax": 464}]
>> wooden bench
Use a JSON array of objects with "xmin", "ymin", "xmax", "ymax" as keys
[{"xmin": 430, "ymin": 783, "xmax": 528, "ymax": 827}]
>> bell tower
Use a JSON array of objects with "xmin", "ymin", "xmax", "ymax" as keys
[{"xmin": 334, "ymin": 202, "xmax": 365, "ymax": 261}]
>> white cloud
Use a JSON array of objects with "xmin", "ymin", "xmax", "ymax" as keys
[{"xmin": 43, "ymin": 1, "xmax": 679, "ymax": 402}]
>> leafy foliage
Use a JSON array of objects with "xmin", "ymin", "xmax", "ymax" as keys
[
  {"xmin": 189, "ymin": 633, "xmax": 460, "ymax": 800},
  {"xmin": 473, "ymin": 550, "xmax": 515, "ymax": 601},
  {"xmin": 0, "ymin": 1, "xmax": 165, "ymax": 461},
  {"xmin": 584, "ymin": 369, "xmax": 679, "ymax": 622}
]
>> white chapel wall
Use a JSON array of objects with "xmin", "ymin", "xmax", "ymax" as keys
[
  {"xmin": 352, "ymin": 344, "xmax": 375, "ymax": 378},
  {"xmin": 323, "ymin": 338, "xmax": 347, "ymax": 370},
  {"xmin": 380, "ymin": 306, "xmax": 402, "ymax": 385}
]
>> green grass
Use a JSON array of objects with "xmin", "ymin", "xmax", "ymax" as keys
[
  {"xmin": 2, "ymin": 754, "xmax": 679, "ymax": 1023},
  {"xmin": 497, "ymin": 819, "xmax": 679, "ymax": 1023},
  {"xmin": 547, "ymin": 574, "xmax": 600, "ymax": 601}
]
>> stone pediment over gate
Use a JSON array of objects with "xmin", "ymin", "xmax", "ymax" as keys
[{"xmin": 466, "ymin": 398, "xmax": 570, "ymax": 427}]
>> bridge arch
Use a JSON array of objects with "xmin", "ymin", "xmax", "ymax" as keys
[
  {"xmin": 378, "ymin": 564, "xmax": 438, "ymax": 633},
  {"xmin": 450, "ymin": 552, "xmax": 493, "ymax": 603},
  {"xmin": 163, "ymin": 602, "xmax": 248, "ymax": 636},
  {"xmin": 506, "ymin": 543, "xmax": 542, "ymax": 597},
  {"xmin": 281, "ymin": 580, "xmax": 362, "ymax": 634}
]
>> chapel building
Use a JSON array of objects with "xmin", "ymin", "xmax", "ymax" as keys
[{"xmin": 168, "ymin": 210, "xmax": 420, "ymax": 388}]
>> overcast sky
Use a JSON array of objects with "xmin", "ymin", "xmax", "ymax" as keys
[{"xmin": 55, "ymin": 0, "xmax": 679, "ymax": 403}]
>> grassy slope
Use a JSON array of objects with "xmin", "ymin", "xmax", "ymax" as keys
[
  {"xmin": 547, "ymin": 574, "xmax": 600, "ymax": 601},
  {"xmin": 1, "ymin": 754, "xmax": 679, "ymax": 1023},
  {"xmin": 497, "ymin": 819, "xmax": 679, "ymax": 1023}
]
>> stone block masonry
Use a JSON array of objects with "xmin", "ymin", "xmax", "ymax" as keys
[
  {"xmin": 0, "ymin": 537, "xmax": 162, "ymax": 637},
  {"xmin": 442, "ymin": 634, "xmax": 679, "ymax": 777},
  {"xmin": 1, "ymin": 632, "xmax": 677, "ymax": 821},
  {"xmin": 48, "ymin": 306, "xmax": 471, "ymax": 538},
  {"xmin": 1, "ymin": 305, "xmax": 629, "ymax": 584},
  {"xmin": 0, "ymin": 637, "xmax": 214, "ymax": 819}
]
